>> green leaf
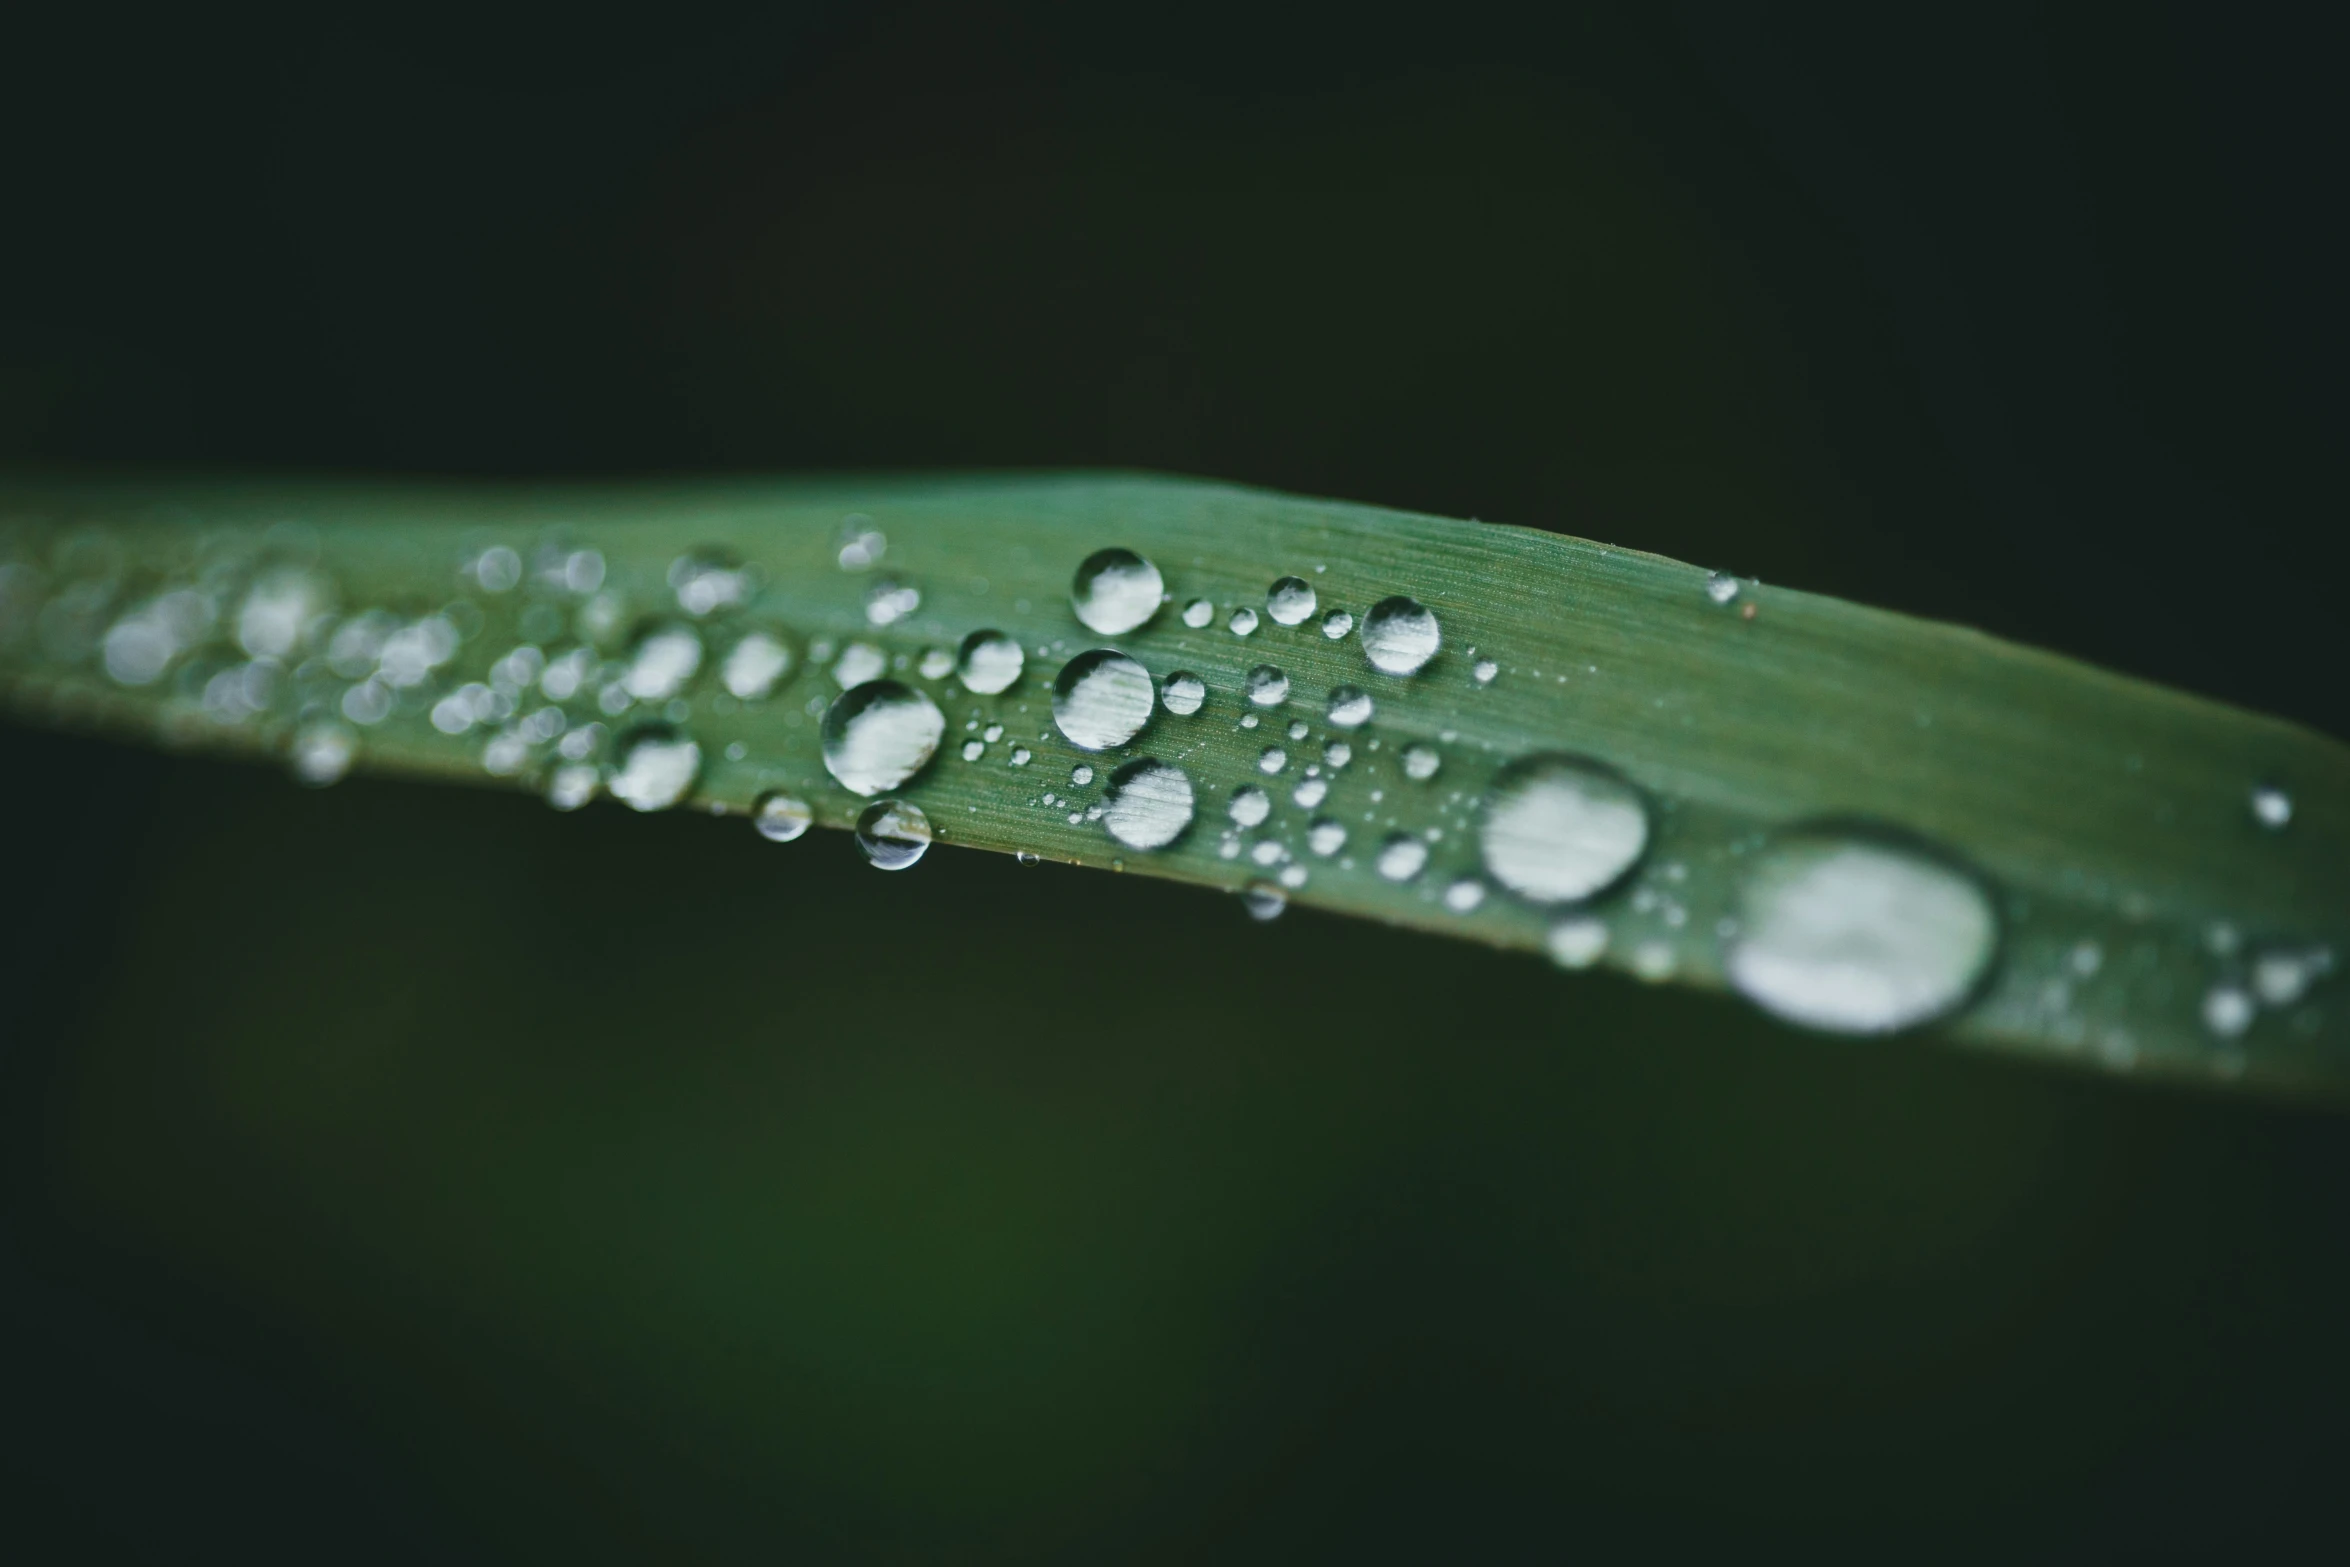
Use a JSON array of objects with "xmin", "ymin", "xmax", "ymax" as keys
[{"xmin": 2, "ymin": 470, "xmax": 2342, "ymax": 1098}]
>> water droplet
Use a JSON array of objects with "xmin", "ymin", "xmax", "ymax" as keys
[
  {"xmin": 1292, "ymin": 776, "xmax": 1329, "ymax": 809},
  {"xmin": 1258, "ymin": 747, "xmax": 1287, "ymax": 775},
  {"xmin": 1071, "ymin": 548, "xmax": 1163, "ymax": 635},
  {"xmin": 610, "ymin": 727, "xmax": 702, "ymax": 812},
  {"xmin": 961, "ymin": 739, "xmax": 984, "ymax": 761},
  {"xmin": 1266, "ymin": 576, "xmax": 1317, "ymax": 626},
  {"xmin": 2250, "ymin": 784, "xmax": 2293, "ymax": 829},
  {"xmin": 1228, "ymin": 607, "xmax": 1259, "ymax": 637},
  {"xmin": 2252, "ymin": 946, "xmax": 2332, "ymax": 1007},
  {"xmin": 1070, "ymin": 763, "xmax": 1095, "ymax": 786},
  {"xmin": 1287, "ymin": 721, "xmax": 1309, "ymax": 742},
  {"xmin": 983, "ymin": 723, "xmax": 1004, "ymax": 743},
  {"xmin": 957, "ymin": 629, "xmax": 1025, "ymax": 694},
  {"xmin": 1246, "ymin": 665, "xmax": 1290, "ymax": 706},
  {"xmin": 1630, "ymin": 942, "xmax": 1677, "ymax": 982},
  {"xmin": 1472, "ymin": 659, "xmax": 1499, "ymax": 686},
  {"xmin": 863, "ymin": 577, "xmax": 921, "ymax": 627},
  {"xmin": 1375, "ymin": 833, "xmax": 1428, "ymax": 881},
  {"xmin": 820, "ymin": 680, "xmax": 945, "ymax": 795},
  {"xmin": 1010, "ymin": 747, "xmax": 1032, "ymax": 766},
  {"xmin": 1160, "ymin": 670, "xmax": 1206, "ymax": 716},
  {"xmin": 1325, "ymin": 685, "xmax": 1373, "ymax": 729},
  {"xmin": 2202, "ymin": 984, "xmax": 2254, "ymax": 1039},
  {"xmin": 545, "ymin": 762, "xmax": 598, "ymax": 811},
  {"xmin": 669, "ymin": 550, "xmax": 751, "ymax": 617},
  {"xmin": 751, "ymin": 790, "xmax": 814, "ymax": 842},
  {"xmin": 1240, "ymin": 714, "xmax": 1259, "ymax": 730},
  {"xmin": 1361, "ymin": 596, "xmax": 1440, "ymax": 675},
  {"xmin": 1102, "ymin": 758, "xmax": 1195, "ymax": 850},
  {"xmin": 1170, "ymin": 598, "xmax": 1209, "ymax": 630},
  {"xmin": 721, "ymin": 629, "xmax": 795, "ymax": 700},
  {"xmin": 1477, "ymin": 755, "xmax": 1648, "ymax": 904},
  {"xmin": 1323, "ymin": 740, "xmax": 1352, "ymax": 769},
  {"xmin": 1241, "ymin": 880, "xmax": 1287, "ymax": 921},
  {"xmin": 1249, "ymin": 839, "xmax": 1288, "ymax": 867},
  {"xmin": 1443, "ymin": 878, "xmax": 1486, "ymax": 913},
  {"xmin": 855, "ymin": 799, "xmax": 931, "ymax": 870},
  {"xmin": 1321, "ymin": 608, "xmax": 1354, "ymax": 640},
  {"xmin": 832, "ymin": 640, "xmax": 887, "ymax": 690},
  {"xmin": 918, "ymin": 646, "xmax": 956, "ymax": 680},
  {"xmin": 1723, "ymin": 831, "xmax": 2000, "ymax": 1034},
  {"xmin": 1229, "ymin": 786, "xmax": 1272, "ymax": 827},
  {"xmin": 1705, "ymin": 572, "xmax": 1740, "ymax": 605},
  {"xmin": 290, "ymin": 720, "xmax": 355, "ymax": 787},
  {"xmin": 469, "ymin": 544, "xmax": 523, "ymax": 593},
  {"xmin": 1307, "ymin": 817, "xmax": 1347, "ymax": 856},
  {"xmin": 1015, "ymin": 850, "xmax": 1042, "ymax": 866},
  {"xmin": 835, "ymin": 515, "xmax": 886, "ymax": 572},
  {"xmin": 1400, "ymin": 743, "xmax": 1440, "ymax": 781},
  {"xmin": 238, "ymin": 567, "xmax": 332, "ymax": 660},
  {"xmin": 1052, "ymin": 649, "xmax": 1154, "ymax": 750},
  {"xmin": 623, "ymin": 624, "xmax": 704, "ymax": 701},
  {"xmin": 1546, "ymin": 916, "xmax": 1608, "ymax": 969}
]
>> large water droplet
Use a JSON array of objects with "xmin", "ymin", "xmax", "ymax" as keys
[
  {"xmin": 1361, "ymin": 596, "xmax": 1440, "ymax": 675},
  {"xmin": 290, "ymin": 720, "xmax": 355, "ymax": 787},
  {"xmin": 855, "ymin": 799, "xmax": 932, "ymax": 870},
  {"xmin": 1071, "ymin": 548, "xmax": 1163, "ymax": 635},
  {"xmin": 754, "ymin": 790, "xmax": 814, "ymax": 842},
  {"xmin": 2250, "ymin": 784, "xmax": 2293, "ymax": 829},
  {"xmin": 721, "ymin": 630, "xmax": 795, "ymax": 700},
  {"xmin": 820, "ymin": 680, "xmax": 945, "ymax": 795},
  {"xmin": 610, "ymin": 727, "xmax": 702, "ymax": 812},
  {"xmin": 1325, "ymin": 685, "xmax": 1373, "ymax": 729},
  {"xmin": 1102, "ymin": 758, "xmax": 1195, "ymax": 850},
  {"xmin": 1052, "ymin": 649, "xmax": 1154, "ymax": 751},
  {"xmin": 1246, "ymin": 665, "xmax": 1290, "ymax": 707},
  {"xmin": 1375, "ymin": 833, "xmax": 1429, "ymax": 882},
  {"xmin": 1229, "ymin": 785, "xmax": 1271, "ymax": 827},
  {"xmin": 957, "ymin": 629, "xmax": 1025, "ymax": 694},
  {"xmin": 1478, "ymin": 755, "xmax": 1649, "ymax": 904},
  {"xmin": 1723, "ymin": 830, "xmax": 2001, "ymax": 1035},
  {"xmin": 1160, "ymin": 670, "xmax": 1206, "ymax": 716},
  {"xmin": 623, "ymin": 624, "xmax": 703, "ymax": 701},
  {"xmin": 1266, "ymin": 577, "xmax": 1317, "ymax": 626}
]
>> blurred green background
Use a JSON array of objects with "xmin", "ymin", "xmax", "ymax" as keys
[{"xmin": 4, "ymin": 3, "xmax": 2346, "ymax": 1557}]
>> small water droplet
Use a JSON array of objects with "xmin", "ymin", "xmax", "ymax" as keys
[
  {"xmin": 831, "ymin": 640, "xmax": 887, "ymax": 690},
  {"xmin": 864, "ymin": 576, "xmax": 921, "ymax": 627},
  {"xmin": 2250, "ymin": 784, "xmax": 2293, "ymax": 829},
  {"xmin": 1361, "ymin": 596, "xmax": 1440, "ymax": 675},
  {"xmin": 1323, "ymin": 740, "xmax": 1352, "ymax": 769},
  {"xmin": 1182, "ymin": 597, "xmax": 1215, "ymax": 629},
  {"xmin": 545, "ymin": 762, "xmax": 598, "ymax": 811},
  {"xmin": 1258, "ymin": 746, "xmax": 1287, "ymax": 775},
  {"xmin": 1229, "ymin": 785, "xmax": 1272, "ymax": 827},
  {"xmin": 1478, "ymin": 755, "xmax": 1649, "ymax": 904},
  {"xmin": 1723, "ymin": 830, "xmax": 2000, "ymax": 1034},
  {"xmin": 1325, "ymin": 685, "xmax": 1373, "ymax": 729},
  {"xmin": 2070, "ymin": 940, "xmax": 2104, "ymax": 977},
  {"xmin": 1071, "ymin": 548, "xmax": 1164, "ymax": 635},
  {"xmin": 1016, "ymin": 850, "xmax": 1041, "ymax": 866},
  {"xmin": 982, "ymin": 722, "xmax": 1004, "ymax": 743},
  {"xmin": 855, "ymin": 799, "xmax": 932, "ymax": 870},
  {"xmin": 834, "ymin": 515, "xmax": 887, "ymax": 572},
  {"xmin": 1266, "ymin": 576, "xmax": 1317, "ymax": 626},
  {"xmin": 1321, "ymin": 608, "xmax": 1354, "ymax": 640},
  {"xmin": 669, "ymin": 550, "xmax": 751, "ymax": 617},
  {"xmin": 1010, "ymin": 747, "xmax": 1032, "ymax": 766},
  {"xmin": 2251, "ymin": 946, "xmax": 2332, "ymax": 1007},
  {"xmin": 753, "ymin": 791, "xmax": 813, "ymax": 842},
  {"xmin": 1246, "ymin": 665, "xmax": 1290, "ymax": 706},
  {"xmin": 1241, "ymin": 880, "xmax": 1287, "ymax": 921},
  {"xmin": 1375, "ymin": 833, "xmax": 1428, "ymax": 881},
  {"xmin": 1472, "ymin": 660, "xmax": 1498, "ymax": 686},
  {"xmin": 610, "ymin": 727, "xmax": 702, "ymax": 812},
  {"xmin": 1546, "ymin": 916, "xmax": 1608, "ymax": 969},
  {"xmin": 1443, "ymin": 878, "xmax": 1486, "ymax": 913},
  {"xmin": 1292, "ymin": 776, "xmax": 1329, "ymax": 809},
  {"xmin": 957, "ymin": 629, "xmax": 1025, "ymax": 694},
  {"xmin": 1287, "ymin": 721, "xmax": 1309, "ymax": 742},
  {"xmin": 1228, "ymin": 606, "xmax": 1259, "ymax": 637},
  {"xmin": 289, "ymin": 720, "xmax": 356, "ymax": 787},
  {"xmin": 1400, "ymin": 743, "xmax": 1440, "ymax": 781},
  {"xmin": 1705, "ymin": 572, "xmax": 1740, "ymax": 605},
  {"xmin": 1159, "ymin": 670, "xmax": 1206, "ymax": 716},
  {"xmin": 917, "ymin": 646, "xmax": 956, "ymax": 680},
  {"xmin": 1630, "ymin": 941, "xmax": 1678, "ymax": 982},
  {"xmin": 2202, "ymin": 984, "xmax": 2254, "ymax": 1039},
  {"xmin": 1068, "ymin": 763, "xmax": 1095, "ymax": 786},
  {"xmin": 961, "ymin": 739, "xmax": 984, "ymax": 761},
  {"xmin": 1307, "ymin": 817, "xmax": 1347, "ymax": 856},
  {"xmin": 238, "ymin": 566, "xmax": 333, "ymax": 660},
  {"xmin": 721, "ymin": 629, "xmax": 796, "ymax": 700},
  {"xmin": 620, "ymin": 624, "xmax": 703, "ymax": 702},
  {"xmin": 819, "ymin": 680, "xmax": 945, "ymax": 795},
  {"xmin": 1052, "ymin": 649, "xmax": 1155, "ymax": 750}
]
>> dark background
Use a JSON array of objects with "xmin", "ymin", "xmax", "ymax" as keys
[{"xmin": 4, "ymin": 2, "xmax": 2345, "ymax": 1558}]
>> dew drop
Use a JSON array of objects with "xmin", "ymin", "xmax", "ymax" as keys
[
  {"xmin": 669, "ymin": 550, "xmax": 751, "ymax": 617},
  {"xmin": 854, "ymin": 799, "xmax": 932, "ymax": 870},
  {"xmin": 834, "ymin": 515, "xmax": 886, "ymax": 572},
  {"xmin": 721, "ymin": 630, "xmax": 796, "ymax": 700},
  {"xmin": 1229, "ymin": 785, "xmax": 1272, "ymax": 827},
  {"xmin": 238, "ymin": 567, "xmax": 332, "ymax": 660},
  {"xmin": 1723, "ymin": 831, "xmax": 2000, "ymax": 1034},
  {"xmin": 1375, "ymin": 833, "xmax": 1429, "ymax": 882},
  {"xmin": 1401, "ymin": 743, "xmax": 1440, "ymax": 781},
  {"xmin": 1246, "ymin": 665, "xmax": 1290, "ymax": 706},
  {"xmin": 819, "ymin": 680, "xmax": 945, "ymax": 796},
  {"xmin": 1181, "ymin": 598, "xmax": 1214, "ymax": 629},
  {"xmin": 2250, "ymin": 784, "xmax": 2293, "ymax": 829},
  {"xmin": 1160, "ymin": 670, "xmax": 1206, "ymax": 716},
  {"xmin": 753, "ymin": 790, "xmax": 814, "ymax": 842},
  {"xmin": 1258, "ymin": 746, "xmax": 1287, "ymax": 775},
  {"xmin": 1228, "ymin": 607, "xmax": 1259, "ymax": 636},
  {"xmin": 864, "ymin": 577, "xmax": 921, "ymax": 627},
  {"xmin": 545, "ymin": 762, "xmax": 598, "ymax": 811},
  {"xmin": 1323, "ymin": 740, "xmax": 1353, "ymax": 769},
  {"xmin": 1705, "ymin": 572, "xmax": 1740, "ymax": 605},
  {"xmin": 623, "ymin": 624, "xmax": 704, "ymax": 701},
  {"xmin": 1292, "ymin": 776, "xmax": 1328, "ymax": 809},
  {"xmin": 1010, "ymin": 747, "xmax": 1032, "ymax": 766},
  {"xmin": 1071, "ymin": 548, "xmax": 1164, "ymax": 635},
  {"xmin": 832, "ymin": 641, "xmax": 887, "ymax": 689},
  {"xmin": 289, "ymin": 720, "xmax": 356, "ymax": 788},
  {"xmin": 957, "ymin": 629, "xmax": 1026, "ymax": 694},
  {"xmin": 918, "ymin": 646, "xmax": 957, "ymax": 680},
  {"xmin": 1287, "ymin": 721, "xmax": 1309, "ymax": 742},
  {"xmin": 1266, "ymin": 576, "xmax": 1317, "ymax": 626},
  {"xmin": 1102, "ymin": 759, "xmax": 1195, "ymax": 850},
  {"xmin": 1307, "ymin": 817, "xmax": 1347, "ymax": 857},
  {"xmin": 1443, "ymin": 878, "xmax": 1486, "ymax": 913},
  {"xmin": 961, "ymin": 740, "xmax": 984, "ymax": 761},
  {"xmin": 1070, "ymin": 763, "xmax": 1095, "ymax": 786},
  {"xmin": 1361, "ymin": 596, "xmax": 1440, "ymax": 675},
  {"xmin": 1326, "ymin": 685, "xmax": 1373, "ymax": 729},
  {"xmin": 1546, "ymin": 916, "xmax": 1608, "ymax": 970},
  {"xmin": 1631, "ymin": 942, "xmax": 1678, "ymax": 982},
  {"xmin": 610, "ymin": 727, "xmax": 702, "ymax": 812},
  {"xmin": 1241, "ymin": 880, "xmax": 1287, "ymax": 921},
  {"xmin": 2202, "ymin": 984, "xmax": 2254, "ymax": 1039},
  {"xmin": 1472, "ymin": 659, "xmax": 1499, "ymax": 686},
  {"xmin": 1052, "ymin": 649, "xmax": 1155, "ymax": 750},
  {"xmin": 1321, "ymin": 608, "xmax": 1354, "ymax": 640},
  {"xmin": 1478, "ymin": 755, "xmax": 1648, "ymax": 904},
  {"xmin": 983, "ymin": 723, "xmax": 1004, "ymax": 743}
]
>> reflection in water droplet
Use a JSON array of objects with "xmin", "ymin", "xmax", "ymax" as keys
[
  {"xmin": 1705, "ymin": 572, "xmax": 1740, "ymax": 605},
  {"xmin": 1307, "ymin": 817, "xmax": 1347, "ymax": 856},
  {"xmin": 864, "ymin": 577, "xmax": 921, "ymax": 626},
  {"xmin": 1246, "ymin": 665, "xmax": 1290, "ymax": 706},
  {"xmin": 1546, "ymin": 916, "xmax": 1608, "ymax": 969},
  {"xmin": 1052, "ymin": 649, "xmax": 1155, "ymax": 750},
  {"xmin": 1724, "ymin": 831, "xmax": 2000, "ymax": 1034},
  {"xmin": 855, "ymin": 799, "xmax": 932, "ymax": 870},
  {"xmin": 1472, "ymin": 659, "xmax": 1498, "ymax": 686},
  {"xmin": 820, "ymin": 680, "xmax": 945, "ymax": 795},
  {"xmin": 1103, "ymin": 759, "xmax": 1195, "ymax": 849},
  {"xmin": 1443, "ymin": 878, "xmax": 1486, "ymax": 912},
  {"xmin": 1401, "ymin": 743, "xmax": 1440, "ymax": 781},
  {"xmin": 1241, "ymin": 880, "xmax": 1287, "ymax": 921},
  {"xmin": 1321, "ymin": 608, "xmax": 1354, "ymax": 640},
  {"xmin": 1267, "ymin": 577, "xmax": 1317, "ymax": 626},
  {"xmin": 610, "ymin": 727, "xmax": 702, "ymax": 812},
  {"xmin": 1228, "ymin": 607, "xmax": 1259, "ymax": 637},
  {"xmin": 1326, "ymin": 685, "xmax": 1373, "ymax": 729},
  {"xmin": 1376, "ymin": 833, "xmax": 1429, "ymax": 882},
  {"xmin": 1361, "ymin": 596, "xmax": 1440, "ymax": 675},
  {"xmin": 1160, "ymin": 671, "xmax": 1206, "ymax": 716},
  {"xmin": 546, "ymin": 763, "xmax": 598, "ymax": 811},
  {"xmin": 290, "ymin": 721, "xmax": 356, "ymax": 787},
  {"xmin": 1258, "ymin": 747, "xmax": 1287, "ymax": 774},
  {"xmin": 1229, "ymin": 785, "xmax": 1271, "ymax": 827},
  {"xmin": 754, "ymin": 791, "xmax": 814, "ymax": 842},
  {"xmin": 722, "ymin": 630, "xmax": 795, "ymax": 699},
  {"xmin": 2250, "ymin": 784, "xmax": 2293, "ymax": 829},
  {"xmin": 1292, "ymin": 776, "xmax": 1328, "ymax": 809},
  {"xmin": 1479, "ymin": 755, "xmax": 1648, "ymax": 904},
  {"xmin": 957, "ymin": 629, "xmax": 1025, "ymax": 694},
  {"xmin": 1182, "ymin": 598, "xmax": 1215, "ymax": 629},
  {"xmin": 623, "ymin": 624, "xmax": 704, "ymax": 701},
  {"xmin": 1071, "ymin": 548, "xmax": 1163, "ymax": 635}
]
